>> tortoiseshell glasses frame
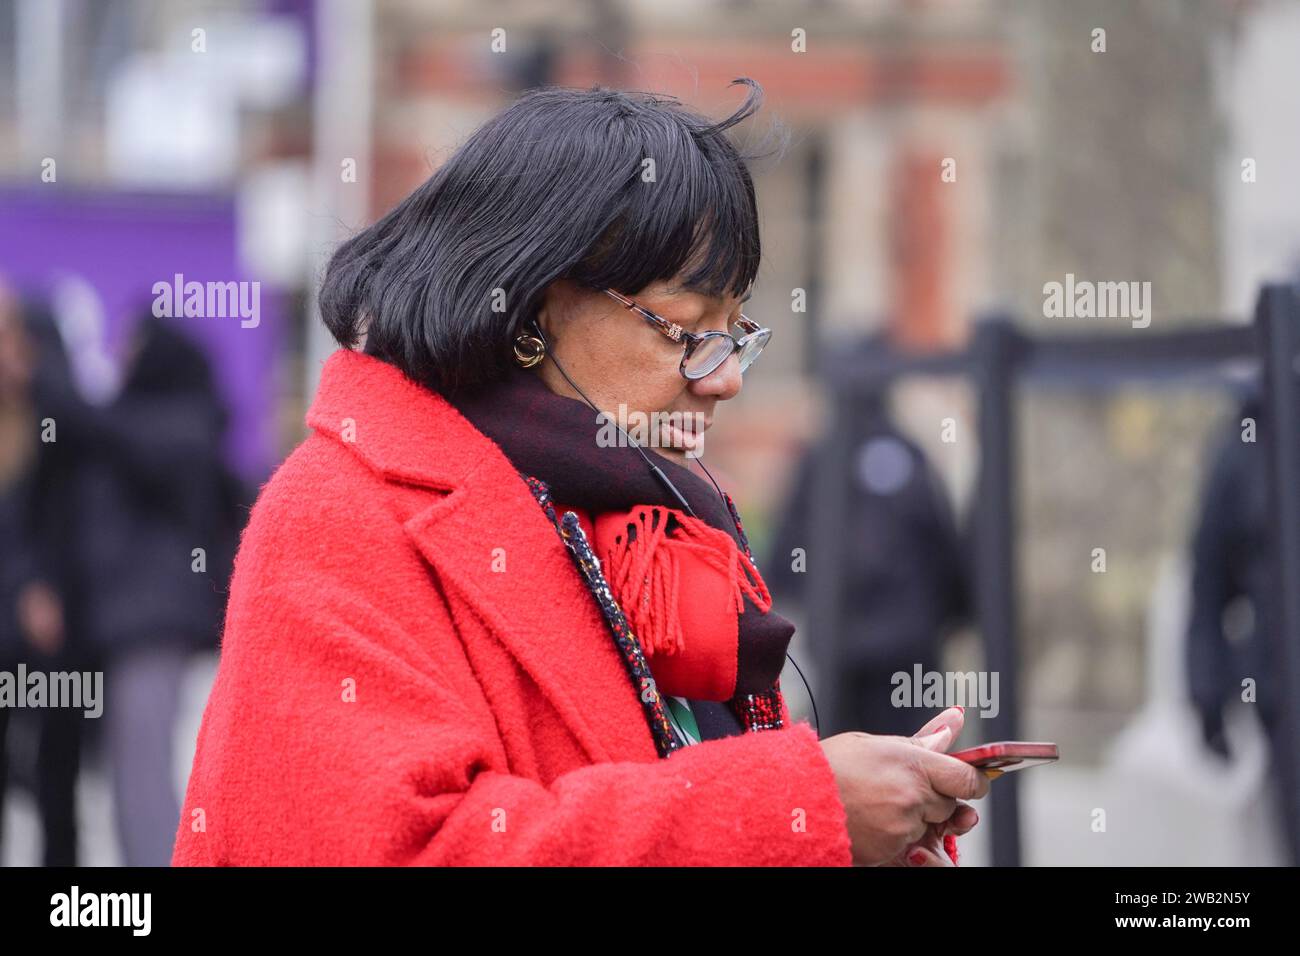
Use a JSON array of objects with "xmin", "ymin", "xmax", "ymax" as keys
[{"xmin": 599, "ymin": 288, "xmax": 771, "ymax": 380}]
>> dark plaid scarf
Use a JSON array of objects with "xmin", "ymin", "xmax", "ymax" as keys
[{"xmin": 443, "ymin": 363, "xmax": 795, "ymax": 755}]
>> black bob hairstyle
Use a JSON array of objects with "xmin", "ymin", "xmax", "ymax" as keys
[{"xmin": 318, "ymin": 78, "xmax": 779, "ymax": 396}]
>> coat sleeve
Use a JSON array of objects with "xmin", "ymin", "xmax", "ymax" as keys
[{"xmin": 173, "ymin": 467, "xmax": 853, "ymax": 867}]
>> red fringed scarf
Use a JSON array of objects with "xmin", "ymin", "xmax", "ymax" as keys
[
  {"xmin": 442, "ymin": 365, "xmax": 794, "ymax": 709},
  {"xmin": 588, "ymin": 504, "xmax": 776, "ymax": 701},
  {"xmin": 598, "ymin": 505, "xmax": 773, "ymax": 658}
]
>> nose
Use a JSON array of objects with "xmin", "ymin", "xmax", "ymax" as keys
[{"xmin": 689, "ymin": 350, "xmax": 742, "ymax": 401}]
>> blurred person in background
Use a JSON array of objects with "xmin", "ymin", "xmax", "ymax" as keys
[
  {"xmin": 36, "ymin": 310, "xmax": 238, "ymax": 866},
  {"xmin": 0, "ymin": 283, "xmax": 82, "ymax": 866},
  {"xmin": 1186, "ymin": 384, "xmax": 1300, "ymax": 865},
  {"xmin": 172, "ymin": 80, "xmax": 987, "ymax": 868},
  {"xmin": 767, "ymin": 370, "xmax": 971, "ymax": 739}
]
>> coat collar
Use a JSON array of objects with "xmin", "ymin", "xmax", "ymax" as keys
[
  {"xmin": 305, "ymin": 348, "xmax": 482, "ymax": 491},
  {"xmin": 305, "ymin": 349, "xmax": 642, "ymax": 763}
]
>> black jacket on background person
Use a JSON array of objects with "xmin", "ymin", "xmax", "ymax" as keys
[
  {"xmin": 1, "ymin": 305, "xmax": 77, "ymax": 669},
  {"xmin": 29, "ymin": 314, "xmax": 242, "ymax": 658},
  {"xmin": 0, "ymin": 471, "xmax": 38, "ymax": 670},
  {"xmin": 765, "ymin": 400, "xmax": 970, "ymax": 737},
  {"xmin": 0, "ymin": 301, "xmax": 85, "ymax": 866},
  {"xmin": 1187, "ymin": 387, "xmax": 1300, "ymax": 865},
  {"xmin": 1187, "ymin": 389, "xmax": 1288, "ymax": 746}
]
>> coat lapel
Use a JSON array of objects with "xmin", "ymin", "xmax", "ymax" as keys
[{"xmin": 306, "ymin": 349, "xmax": 647, "ymax": 765}]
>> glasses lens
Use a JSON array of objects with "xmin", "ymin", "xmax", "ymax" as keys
[
  {"xmin": 735, "ymin": 327, "xmax": 770, "ymax": 372},
  {"xmin": 683, "ymin": 334, "xmax": 734, "ymax": 379}
]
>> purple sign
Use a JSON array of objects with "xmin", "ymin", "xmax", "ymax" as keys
[{"xmin": 0, "ymin": 187, "xmax": 282, "ymax": 480}]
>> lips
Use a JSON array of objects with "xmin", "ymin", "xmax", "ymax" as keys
[{"xmin": 662, "ymin": 417, "xmax": 710, "ymax": 453}]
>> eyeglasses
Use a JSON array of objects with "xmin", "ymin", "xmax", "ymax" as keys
[{"xmin": 600, "ymin": 288, "xmax": 771, "ymax": 380}]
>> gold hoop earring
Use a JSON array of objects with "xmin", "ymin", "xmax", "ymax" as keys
[{"xmin": 513, "ymin": 332, "xmax": 546, "ymax": 368}]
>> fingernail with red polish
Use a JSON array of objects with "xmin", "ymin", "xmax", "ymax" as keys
[{"xmin": 908, "ymin": 849, "xmax": 927, "ymax": 866}]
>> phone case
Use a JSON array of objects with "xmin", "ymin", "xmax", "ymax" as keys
[{"xmin": 949, "ymin": 741, "xmax": 1059, "ymax": 778}]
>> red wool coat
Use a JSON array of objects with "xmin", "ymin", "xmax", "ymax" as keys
[{"xmin": 171, "ymin": 348, "xmax": 854, "ymax": 866}]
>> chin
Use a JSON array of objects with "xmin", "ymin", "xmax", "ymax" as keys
[{"xmin": 656, "ymin": 447, "xmax": 690, "ymax": 468}]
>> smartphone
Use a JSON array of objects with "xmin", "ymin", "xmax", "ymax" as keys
[{"xmin": 949, "ymin": 741, "xmax": 1059, "ymax": 779}]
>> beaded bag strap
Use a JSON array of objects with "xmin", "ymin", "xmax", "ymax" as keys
[
  {"xmin": 523, "ymin": 474, "xmax": 683, "ymax": 758},
  {"xmin": 721, "ymin": 490, "xmax": 788, "ymax": 733}
]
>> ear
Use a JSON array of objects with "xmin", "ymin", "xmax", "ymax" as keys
[{"xmin": 533, "ymin": 277, "xmax": 581, "ymax": 345}]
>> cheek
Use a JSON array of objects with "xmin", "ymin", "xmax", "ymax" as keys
[
  {"xmin": 629, "ymin": 349, "xmax": 688, "ymax": 414},
  {"xmin": 592, "ymin": 333, "xmax": 684, "ymax": 413},
  {"xmin": 638, "ymin": 379, "xmax": 688, "ymax": 418}
]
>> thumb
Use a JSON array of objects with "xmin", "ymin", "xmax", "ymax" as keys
[{"xmin": 909, "ymin": 724, "xmax": 954, "ymax": 753}]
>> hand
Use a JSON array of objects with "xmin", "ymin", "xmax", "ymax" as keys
[
  {"xmin": 884, "ymin": 707, "xmax": 979, "ymax": 866},
  {"xmin": 820, "ymin": 708, "xmax": 990, "ymax": 867},
  {"xmin": 884, "ymin": 805, "xmax": 980, "ymax": 866},
  {"xmin": 18, "ymin": 581, "xmax": 64, "ymax": 656}
]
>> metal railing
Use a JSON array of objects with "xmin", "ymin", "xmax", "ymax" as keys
[{"xmin": 806, "ymin": 283, "xmax": 1300, "ymax": 866}]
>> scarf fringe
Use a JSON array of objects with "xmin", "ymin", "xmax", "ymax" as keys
[
  {"xmin": 524, "ymin": 474, "xmax": 789, "ymax": 759},
  {"xmin": 598, "ymin": 505, "xmax": 773, "ymax": 660}
]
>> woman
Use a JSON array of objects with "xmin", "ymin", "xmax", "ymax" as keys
[
  {"xmin": 0, "ymin": 287, "xmax": 81, "ymax": 865},
  {"xmin": 172, "ymin": 80, "xmax": 987, "ymax": 866},
  {"xmin": 70, "ymin": 314, "xmax": 236, "ymax": 865}
]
